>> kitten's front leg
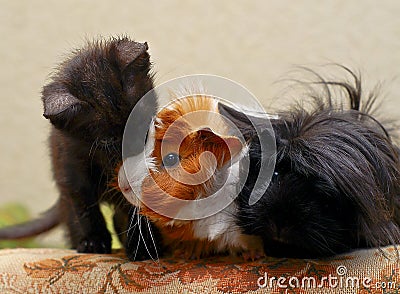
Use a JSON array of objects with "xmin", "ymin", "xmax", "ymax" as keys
[
  {"xmin": 60, "ymin": 188, "xmax": 112, "ymax": 254},
  {"xmin": 55, "ymin": 160, "xmax": 112, "ymax": 254},
  {"xmin": 50, "ymin": 130, "xmax": 112, "ymax": 254}
]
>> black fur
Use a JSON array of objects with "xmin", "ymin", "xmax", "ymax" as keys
[
  {"xmin": 0, "ymin": 37, "xmax": 160, "ymax": 260},
  {"xmin": 219, "ymin": 66, "xmax": 400, "ymax": 258},
  {"xmin": 44, "ymin": 37, "xmax": 159, "ymax": 257}
]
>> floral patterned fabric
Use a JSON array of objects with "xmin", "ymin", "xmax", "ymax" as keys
[{"xmin": 0, "ymin": 247, "xmax": 398, "ymax": 293}]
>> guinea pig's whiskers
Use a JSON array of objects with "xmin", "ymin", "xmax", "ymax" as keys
[
  {"xmin": 118, "ymin": 207, "xmax": 138, "ymax": 236},
  {"xmin": 137, "ymin": 214, "xmax": 160, "ymax": 263},
  {"xmin": 145, "ymin": 217, "xmax": 161, "ymax": 264},
  {"xmin": 131, "ymin": 211, "xmax": 141, "ymax": 260}
]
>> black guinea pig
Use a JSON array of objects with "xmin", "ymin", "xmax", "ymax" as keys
[{"xmin": 219, "ymin": 67, "xmax": 400, "ymax": 258}]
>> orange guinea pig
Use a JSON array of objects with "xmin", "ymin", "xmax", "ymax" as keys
[{"xmin": 118, "ymin": 95, "xmax": 264, "ymax": 260}]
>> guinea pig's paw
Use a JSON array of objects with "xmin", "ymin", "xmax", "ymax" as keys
[
  {"xmin": 76, "ymin": 236, "xmax": 112, "ymax": 254},
  {"xmin": 172, "ymin": 241, "xmax": 211, "ymax": 260},
  {"xmin": 171, "ymin": 248, "xmax": 189, "ymax": 259},
  {"xmin": 172, "ymin": 245, "xmax": 201, "ymax": 260},
  {"xmin": 241, "ymin": 249, "xmax": 265, "ymax": 262},
  {"xmin": 238, "ymin": 235, "xmax": 265, "ymax": 261},
  {"xmin": 174, "ymin": 250, "xmax": 202, "ymax": 260},
  {"xmin": 188, "ymin": 250, "xmax": 204, "ymax": 260}
]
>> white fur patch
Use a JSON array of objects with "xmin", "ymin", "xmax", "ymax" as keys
[
  {"xmin": 225, "ymin": 102, "xmax": 280, "ymax": 120},
  {"xmin": 119, "ymin": 120, "xmax": 157, "ymax": 207},
  {"xmin": 191, "ymin": 159, "xmax": 248, "ymax": 250}
]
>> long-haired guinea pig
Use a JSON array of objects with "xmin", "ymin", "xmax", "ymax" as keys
[
  {"xmin": 219, "ymin": 67, "xmax": 400, "ymax": 259},
  {"xmin": 118, "ymin": 95, "xmax": 264, "ymax": 260}
]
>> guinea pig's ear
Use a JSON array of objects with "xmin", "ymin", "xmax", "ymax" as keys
[
  {"xmin": 42, "ymin": 82, "xmax": 89, "ymax": 130},
  {"xmin": 218, "ymin": 102, "xmax": 275, "ymax": 140},
  {"xmin": 198, "ymin": 129, "xmax": 243, "ymax": 166},
  {"xmin": 218, "ymin": 103, "xmax": 251, "ymax": 133}
]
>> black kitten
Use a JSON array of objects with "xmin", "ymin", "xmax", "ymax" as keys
[
  {"xmin": 219, "ymin": 67, "xmax": 400, "ymax": 258},
  {"xmin": 0, "ymin": 37, "xmax": 160, "ymax": 258}
]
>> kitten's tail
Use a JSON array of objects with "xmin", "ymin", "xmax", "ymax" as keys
[{"xmin": 0, "ymin": 203, "xmax": 60, "ymax": 239}]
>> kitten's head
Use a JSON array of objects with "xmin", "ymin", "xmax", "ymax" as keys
[
  {"xmin": 119, "ymin": 95, "xmax": 244, "ymax": 241},
  {"xmin": 42, "ymin": 37, "xmax": 155, "ymax": 148}
]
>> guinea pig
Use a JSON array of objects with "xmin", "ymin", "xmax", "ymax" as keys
[
  {"xmin": 219, "ymin": 67, "xmax": 400, "ymax": 258},
  {"xmin": 118, "ymin": 95, "xmax": 264, "ymax": 260}
]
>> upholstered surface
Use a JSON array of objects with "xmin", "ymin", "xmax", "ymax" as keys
[{"xmin": 0, "ymin": 247, "xmax": 398, "ymax": 293}]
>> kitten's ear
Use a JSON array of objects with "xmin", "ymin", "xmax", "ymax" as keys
[
  {"xmin": 42, "ymin": 83, "xmax": 88, "ymax": 129},
  {"xmin": 112, "ymin": 39, "xmax": 150, "ymax": 72},
  {"xmin": 111, "ymin": 38, "xmax": 152, "ymax": 102}
]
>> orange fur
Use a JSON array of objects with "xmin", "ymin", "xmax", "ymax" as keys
[
  {"xmin": 109, "ymin": 162, "xmax": 122, "ymax": 189},
  {"xmin": 139, "ymin": 95, "xmax": 244, "ymax": 257}
]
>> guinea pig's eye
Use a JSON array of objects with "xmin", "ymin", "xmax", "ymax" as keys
[{"xmin": 162, "ymin": 153, "xmax": 180, "ymax": 168}]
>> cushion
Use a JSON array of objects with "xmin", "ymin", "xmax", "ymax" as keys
[{"xmin": 0, "ymin": 246, "xmax": 398, "ymax": 293}]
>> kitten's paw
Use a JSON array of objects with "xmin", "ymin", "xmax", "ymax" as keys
[{"xmin": 77, "ymin": 238, "xmax": 111, "ymax": 254}]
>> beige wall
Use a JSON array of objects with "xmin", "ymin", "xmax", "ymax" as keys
[{"xmin": 1, "ymin": 0, "xmax": 399, "ymax": 245}]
